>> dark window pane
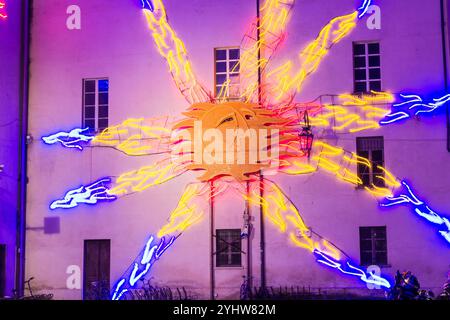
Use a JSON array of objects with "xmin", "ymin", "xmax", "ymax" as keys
[
  {"xmin": 84, "ymin": 106, "xmax": 95, "ymax": 119},
  {"xmin": 84, "ymin": 80, "xmax": 95, "ymax": 93},
  {"xmin": 229, "ymin": 49, "xmax": 240, "ymax": 60},
  {"xmin": 99, "ymin": 105, "xmax": 108, "ymax": 118},
  {"xmin": 231, "ymin": 254, "xmax": 241, "ymax": 266},
  {"xmin": 84, "ymin": 120, "xmax": 96, "ymax": 132},
  {"xmin": 361, "ymin": 252, "xmax": 372, "ymax": 266},
  {"xmin": 360, "ymin": 240, "xmax": 372, "ymax": 251},
  {"xmin": 229, "ymin": 60, "xmax": 240, "ymax": 73},
  {"xmin": 355, "ymin": 69, "xmax": 367, "ymax": 81},
  {"xmin": 375, "ymin": 252, "xmax": 387, "ymax": 265},
  {"xmin": 98, "ymin": 119, "xmax": 109, "ymax": 131},
  {"xmin": 353, "ymin": 43, "xmax": 366, "ymax": 55},
  {"xmin": 359, "ymin": 227, "xmax": 371, "ymax": 239},
  {"xmin": 216, "ymin": 49, "xmax": 227, "ymax": 60},
  {"xmin": 368, "ymin": 43, "xmax": 380, "ymax": 54},
  {"xmin": 375, "ymin": 240, "xmax": 387, "ymax": 251},
  {"xmin": 216, "ymin": 61, "xmax": 227, "ymax": 73},
  {"xmin": 84, "ymin": 93, "xmax": 95, "ymax": 106},
  {"xmin": 216, "ymin": 85, "xmax": 225, "ymax": 96},
  {"xmin": 216, "ymin": 74, "xmax": 227, "ymax": 85},
  {"xmin": 99, "ymin": 92, "xmax": 109, "ymax": 105},
  {"xmin": 354, "ymin": 56, "xmax": 366, "ymax": 68},
  {"xmin": 98, "ymin": 79, "xmax": 109, "ymax": 92},
  {"xmin": 369, "ymin": 55, "xmax": 380, "ymax": 67},
  {"xmin": 370, "ymin": 81, "xmax": 381, "ymax": 91},
  {"xmin": 369, "ymin": 68, "xmax": 381, "ymax": 80},
  {"xmin": 354, "ymin": 82, "xmax": 367, "ymax": 93},
  {"xmin": 371, "ymin": 150, "xmax": 383, "ymax": 163}
]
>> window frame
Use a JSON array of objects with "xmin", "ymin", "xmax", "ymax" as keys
[
  {"xmin": 215, "ymin": 229, "xmax": 242, "ymax": 268},
  {"xmin": 356, "ymin": 136, "xmax": 385, "ymax": 188},
  {"xmin": 214, "ymin": 47, "xmax": 240, "ymax": 100},
  {"xmin": 353, "ymin": 41, "xmax": 382, "ymax": 94},
  {"xmin": 82, "ymin": 78, "xmax": 109, "ymax": 133},
  {"xmin": 359, "ymin": 226, "xmax": 388, "ymax": 267}
]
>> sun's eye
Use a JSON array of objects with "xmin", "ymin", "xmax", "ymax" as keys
[{"xmin": 219, "ymin": 116, "xmax": 234, "ymax": 126}]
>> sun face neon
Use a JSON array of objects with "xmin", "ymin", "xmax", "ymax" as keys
[
  {"xmin": 0, "ymin": 1, "xmax": 7, "ymax": 19},
  {"xmin": 380, "ymin": 93, "xmax": 450, "ymax": 125},
  {"xmin": 50, "ymin": 178, "xmax": 117, "ymax": 210},
  {"xmin": 111, "ymin": 235, "xmax": 175, "ymax": 300},
  {"xmin": 313, "ymin": 249, "xmax": 391, "ymax": 289},
  {"xmin": 381, "ymin": 181, "xmax": 450, "ymax": 245},
  {"xmin": 42, "ymin": 128, "xmax": 94, "ymax": 150},
  {"xmin": 357, "ymin": 0, "xmax": 372, "ymax": 19}
]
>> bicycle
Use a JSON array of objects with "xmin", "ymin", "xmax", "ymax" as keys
[
  {"xmin": 13, "ymin": 277, "xmax": 54, "ymax": 300},
  {"xmin": 240, "ymin": 275, "xmax": 252, "ymax": 300}
]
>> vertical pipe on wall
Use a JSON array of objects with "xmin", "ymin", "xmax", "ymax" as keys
[
  {"xmin": 209, "ymin": 180, "xmax": 215, "ymax": 300},
  {"xmin": 15, "ymin": 0, "xmax": 30, "ymax": 296},
  {"xmin": 245, "ymin": 181, "xmax": 251, "ymax": 288},
  {"xmin": 441, "ymin": 0, "xmax": 450, "ymax": 152},
  {"xmin": 256, "ymin": 0, "xmax": 266, "ymax": 289}
]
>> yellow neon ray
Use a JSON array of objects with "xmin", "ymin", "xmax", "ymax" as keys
[
  {"xmin": 158, "ymin": 183, "xmax": 206, "ymax": 237},
  {"xmin": 308, "ymin": 91, "xmax": 394, "ymax": 134},
  {"xmin": 143, "ymin": 0, "xmax": 210, "ymax": 104},
  {"xmin": 93, "ymin": 118, "xmax": 172, "ymax": 156},
  {"xmin": 266, "ymin": 12, "xmax": 358, "ymax": 103},
  {"xmin": 108, "ymin": 161, "xmax": 186, "ymax": 196},
  {"xmin": 243, "ymin": 180, "xmax": 341, "ymax": 260}
]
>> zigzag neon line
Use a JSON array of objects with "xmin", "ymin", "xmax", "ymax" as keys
[
  {"xmin": 42, "ymin": 128, "xmax": 94, "ymax": 150},
  {"xmin": 313, "ymin": 249, "xmax": 391, "ymax": 289},
  {"xmin": 111, "ymin": 235, "xmax": 175, "ymax": 300},
  {"xmin": 50, "ymin": 178, "xmax": 117, "ymax": 210},
  {"xmin": 380, "ymin": 93, "xmax": 450, "ymax": 125},
  {"xmin": 357, "ymin": 0, "xmax": 372, "ymax": 19},
  {"xmin": 381, "ymin": 181, "xmax": 450, "ymax": 245}
]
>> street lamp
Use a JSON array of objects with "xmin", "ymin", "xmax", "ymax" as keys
[{"xmin": 299, "ymin": 112, "xmax": 314, "ymax": 158}]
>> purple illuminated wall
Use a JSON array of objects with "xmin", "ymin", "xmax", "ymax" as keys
[{"xmin": 0, "ymin": 0, "xmax": 22, "ymax": 297}]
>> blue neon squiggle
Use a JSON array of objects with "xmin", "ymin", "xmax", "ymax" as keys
[
  {"xmin": 313, "ymin": 249, "xmax": 391, "ymax": 289},
  {"xmin": 380, "ymin": 93, "xmax": 450, "ymax": 125},
  {"xmin": 357, "ymin": 0, "xmax": 372, "ymax": 19},
  {"xmin": 50, "ymin": 178, "xmax": 117, "ymax": 210},
  {"xmin": 42, "ymin": 128, "xmax": 94, "ymax": 150},
  {"xmin": 111, "ymin": 235, "xmax": 175, "ymax": 300},
  {"xmin": 380, "ymin": 181, "xmax": 450, "ymax": 245},
  {"xmin": 140, "ymin": 0, "xmax": 154, "ymax": 12}
]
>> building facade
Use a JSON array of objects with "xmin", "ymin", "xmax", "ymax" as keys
[{"xmin": 1, "ymin": 0, "xmax": 450, "ymax": 300}]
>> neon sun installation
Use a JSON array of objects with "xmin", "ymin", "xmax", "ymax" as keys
[{"xmin": 40, "ymin": 0, "xmax": 450, "ymax": 298}]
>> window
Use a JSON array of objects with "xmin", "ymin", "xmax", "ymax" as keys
[
  {"xmin": 83, "ymin": 78, "xmax": 109, "ymax": 133},
  {"xmin": 215, "ymin": 47, "xmax": 240, "ymax": 99},
  {"xmin": 216, "ymin": 229, "xmax": 242, "ymax": 267},
  {"xmin": 359, "ymin": 226, "xmax": 388, "ymax": 266},
  {"xmin": 353, "ymin": 42, "xmax": 381, "ymax": 93},
  {"xmin": 83, "ymin": 240, "xmax": 110, "ymax": 300},
  {"xmin": 356, "ymin": 136, "xmax": 385, "ymax": 187}
]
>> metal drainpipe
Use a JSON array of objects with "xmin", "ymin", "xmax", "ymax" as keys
[
  {"xmin": 15, "ymin": 0, "xmax": 31, "ymax": 296},
  {"xmin": 245, "ymin": 181, "xmax": 251, "ymax": 288},
  {"xmin": 210, "ymin": 180, "xmax": 215, "ymax": 300},
  {"xmin": 256, "ymin": 0, "xmax": 266, "ymax": 289},
  {"xmin": 441, "ymin": 0, "xmax": 450, "ymax": 152}
]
